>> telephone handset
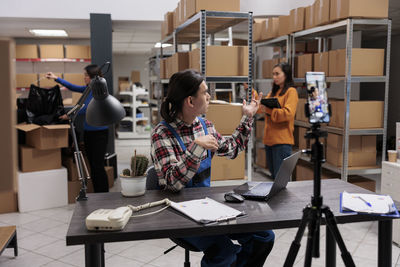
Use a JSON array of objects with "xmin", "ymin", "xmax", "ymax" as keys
[
  {"xmin": 85, "ymin": 199, "xmax": 171, "ymax": 231},
  {"xmin": 86, "ymin": 207, "xmax": 132, "ymax": 231}
]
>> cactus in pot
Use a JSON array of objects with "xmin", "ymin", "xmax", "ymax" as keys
[{"xmin": 120, "ymin": 150, "xmax": 149, "ymax": 197}]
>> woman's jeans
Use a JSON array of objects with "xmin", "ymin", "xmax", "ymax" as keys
[{"xmin": 265, "ymin": 144, "xmax": 292, "ymax": 179}]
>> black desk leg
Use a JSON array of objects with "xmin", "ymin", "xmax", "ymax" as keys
[
  {"xmin": 378, "ymin": 220, "xmax": 392, "ymax": 267},
  {"xmin": 326, "ymin": 226, "xmax": 336, "ymax": 267},
  {"xmin": 85, "ymin": 243, "xmax": 104, "ymax": 267}
]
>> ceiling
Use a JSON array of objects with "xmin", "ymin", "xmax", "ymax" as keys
[{"xmin": 0, "ymin": 0, "xmax": 399, "ymax": 55}]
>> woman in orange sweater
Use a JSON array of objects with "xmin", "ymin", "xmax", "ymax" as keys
[{"xmin": 261, "ymin": 62, "xmax": 298, "ymax": 179}]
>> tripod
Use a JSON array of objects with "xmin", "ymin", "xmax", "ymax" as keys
[{"xmin": 284, "ymin": 124, "xmax": 355, "ymax": 267}]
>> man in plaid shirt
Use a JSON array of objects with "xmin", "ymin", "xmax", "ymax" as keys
[{"xmin": 151, "ymin": 70, "xmax": 274, "ymax": 267}]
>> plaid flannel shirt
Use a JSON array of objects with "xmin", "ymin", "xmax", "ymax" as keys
[{"xmin": 150, "ymin": 115, "xmax": 254, "ymax": 192}]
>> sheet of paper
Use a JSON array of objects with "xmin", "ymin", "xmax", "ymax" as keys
[
  {"xmin": 170, "ymin": 197, "xmax": 243, "ymax": 224},
  {"xmin": 341, "ymin": 191, "xmax": 395, "ymax": 214}
]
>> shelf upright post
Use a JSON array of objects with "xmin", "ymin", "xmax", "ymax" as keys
[
  {"xmin": 342, "ymin": 19, "xmax": 354, "ymax": 181},
  {"xmin": 382, "ymin": 19, "xmax": 392, "ymax": 162},
  {"xmin": 247, "ymin": 11, "xmax": 254, "ymax": 181},
  {"xmin": 200, "ymin": 11, "xmax": 211, "ymax": 97}
]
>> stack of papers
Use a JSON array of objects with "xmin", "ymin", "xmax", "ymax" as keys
[
  {"xmin": 340, "ymin": 191, "xmax": 399, "ymax": 216},
  {"xmin": 170, "ymin": 197, "xmax": 244, "ymax": 224}
]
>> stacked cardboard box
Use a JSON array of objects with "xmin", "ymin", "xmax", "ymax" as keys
[
  {"xmin": 262, "ymin": 58, "xmax": 279, "ymax": 79},
  {"xmin": 326, "ymin": 133, "xmax": 377, "ymax": 167},
  {"xmin": 39, "ymin": 73, "xmax": 62, "ymax": 87},
  {"xmin": 184, "ymin": 0, "xmax": 240, "ymax": 21},
  {"xmin": 211, "ymin": 153, "xmax": 245, "ymax": 181},
  {"xmin": 161, "ymin": 12, "xmax": 174, "ymax": 39},
  {"xmin": 253, "ymin": 19, "xmax": 266, "ymax": 43},
  {"xmin": 290, "ymin": 7, "xmax": 305, "ymax": 33},
  {"xmin": 16, "ymin": 73, "xmax": 38, "ymax": 88},
  {"xmin": 255, "ymin": 120, "xmax": 264, "ymax": 141},
  {"xmin": 64, "ymin": 73, "xmax": 85, "ymax": 86},
  {"xmin": 16, "ymin": 44, "xmax": 38, "ymax": 59},
  {"xmin": 330, "ymin": 0, "xmax": 388, "ymax": 22},
  {"xmin": 329, "ymin": 100, "xmax": 383, "ymax": 129},
  {"xmin": 65, "ymin": 45, "xmax": 91, "ymax": 59},
  {"xmin": 278, "ymin": 15, "xmax": 291, "ymax": 36},
  {"xmin": 304, "ymin": 5, "xmax": 315, "ymax": 29},
  {"xmin": 294, "ymin": 160, "xmax": 338, "ymax": 181},
  {"xmin": 314, "ymin": 0, "xmax": 330, "ymax": 27},
  {"xmin": 206, "ymin": 102, "xmax": 242, "ymax": 134},
  {"xmin": 256, "ymin": 147, "xmax": 267, "ymax": 169},
  {"xmin": 16, "ymin": 124, "xmax": 70, "ymax": 172},
  {"xmin": 118, "ymin": 77, "xmax": 130, "ymax": 92},
  {"xmin": 131, "ymin": 71, "xmax": 140, "ymax": 83},
  {"xmin": 39, "ymin": 44, "xmax": 64, "ymax": 59},
  {"xmin": 260, "ymin": 18, "xmax": 279, "ymax": 41},
  {"xmin": 313, "ymin": 52, "xmax": 329, "ymax": 74},
  {"xmin": 296, "ymin": 54, "xmax": 313, "ymax": 78},
  {"xmin": 189, "ymin": 46, "xmax": 248, "ymax": 76},
  {"xmin": 295, "ymin": 98, "xmax": 308, "ymax": 122}
]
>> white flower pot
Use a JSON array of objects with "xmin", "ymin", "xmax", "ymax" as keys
[{"xmin": 120, "ymin": 175, "xmax": 146, "ymax": 197}]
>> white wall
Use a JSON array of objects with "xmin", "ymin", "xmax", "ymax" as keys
[{"xmin": 113, "ymin": 53, "xmax": 149, "ymax": 93}]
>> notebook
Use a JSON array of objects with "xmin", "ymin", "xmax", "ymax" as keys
[{"xmin": 234, "ymin": 151, "xmax": 301, "ymax": 200}]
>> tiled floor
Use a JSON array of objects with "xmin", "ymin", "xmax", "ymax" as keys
[{"xmin": 1, "ymin": 139, "xmax": 399, "ymax": 266}]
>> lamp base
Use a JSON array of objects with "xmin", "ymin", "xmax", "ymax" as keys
[{"xmin": 76, "ymin": 188, "xmax": 88, "ymax": 201}]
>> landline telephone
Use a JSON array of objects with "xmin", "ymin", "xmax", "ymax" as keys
[{"xmin": 85, "ymin": 198, "xmax": 171, "ymax": 231}]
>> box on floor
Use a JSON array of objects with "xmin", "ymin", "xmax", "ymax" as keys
[{"xmin": 19, "ymin": 145, "xmax": 61, "ymax": 172}]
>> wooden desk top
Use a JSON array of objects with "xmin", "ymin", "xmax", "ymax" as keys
[{"xmin": 66, "ymin": 179, "xmax": 393, "ymax": 246}]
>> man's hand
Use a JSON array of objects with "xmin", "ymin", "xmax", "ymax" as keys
[
  {"xmin": 242, "ymin": 92, "xmax": 263, "ymax": 117},
  {"xmin": 194, "ymin": 134, "xmax": 219, "ymax": 152},
  {"xmin": 46, "ymin": 72, "xmax": 58, "ymax": 80}
]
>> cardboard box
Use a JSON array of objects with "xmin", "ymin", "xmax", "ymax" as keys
[
  {"xmin": 211, "ymin": 152, "xmax": 245, "ymax": 180},
  {"xmin": 16, "ymin": 73, "xmax": 38, "ymax": 88},
  {"xmin": 305, "ymin": 5, "xmax": 315, "ymax": 29},
  {"xmin": 39, "ymin": 44, "xmax": 64, "ymax": 59},
  {"xmin": 220, "ymin": 39, "xmax": 248, "ymax": 46},
  {"xmin": 162, "ymin": 11, "xmax": 174, "ymax": 37},
  {"xmin": 256, "ymin": 120, "xmax": 265, "ymax": 140},
  {"xmin": 189, "ymin": 46, "xmax": 248, "ymax": 76},
  {"xmin": 296, "ymin": 54, "xmax": 313, "ymax": 78},
  {"xmin": 68, "ymin": 180, "xmax": 94, "ymax": 204},
  {"xmin": 105, "ymin": 166, "xmax": 114, "ymax": 188},
  {"xmin": 290, "ymin": 7, "xmax": 305, "ymax": 33},
  {"xmin": 160, "ymin": 58, "xmax": 167, "ymax": 79},
  {"xmin": 206, "ymin": 103, "xmax": 242, "ymax": 135},
  {"xmin": 39, "ymin": 72, "xmax": 62, "ymax": 88},
  {"xmin": 314, "ymin": 0, "xmax": 330, "ymax": 26},
  {"xmin": 0, "ymin": 39, "xmax": 18, "ymax": 213},
  {"xmin": 185, "ymin": 0, "xmax": 240, "ymax": 20},
  {"xmin": 130, "ymin": 71, "xmax": 140, "ymax": 83},
  {"xmin": 65, "ymin": 45, "xmax": 90, "ymax": 59},
  {"xmin": 298, "ymin": 127, "xmax": 310, "ymax": 150},
  {"xmin": 327, "ymin": 134, "xmax": 376, "ymax": 152},
  {"xmin": 348, "ymin": 176, "xmax": 376, "ymax": 192},
  {"xmin": 261, "ymin": 18, "xmax": 279, "ymax": 41},
  {"xmin": 72, "ymin": 92, "xmax": 82, "ymax": 105},
  {"xmin": 330, "ymin": 0, "xmax": 388, "ymax": 21},
  {"xmin": 170, "ymin": 52, "xmax": 189, "ymax": 75},
  {"xmin": 326, "ymin": 148, "xmax": 376, "ymax": 167},
  {"xmin": 17, "ymin": 167, "xmax": 68, "ymax": 212},
  {"xmin": 330, "ymin": 100, "xmax": 383, "ymax": 128},
  {"xmin": 256, "ymin": 147, "xmax": 267, "ymax": 169},
  {"xmin": 119, "ymin": 82, "xmax": 131, "ymax": 92},
  {"xmin": 328, "ymin": 49, "xmax": 384, "ymax": 76},
  {"xmin": 278, "ymin": 15, "xmax": 291, "ymax": 36},
  {"xmin": 295, "ymin": 161, "xmax": 338, "ymax": 181},
  {"xmin": 16, "ymin": 44, "xmax": 38, "ymax": 59},
  {"xmin": 295, "ymin": 98, "xmax": 308, "ymax": 122},
  {"xmin": 63, "ymin": 73, "xmax": 85, "ymax": 86},
  {"xmin": 253, "ymin": 19, "xmax": 266, "ymax": 42},
  {"xmin": 313, "ymin": 52, "xmax": 329, "ymax": 75},
  {"xmin": 19, "ymin": 145, "xmax": 61, "ymax": 172},
  {"xmin": 173, "ymin": 6, "xmax": 180, "ymax": 29},
  {"xmin": 16, "ymin": 123, "xmax": 70, "ymax": 150},
  {"xmin": 262, "ymin": 58, "xmax": 279, "ymax": 78},
  {"xmin": 0, "ymin": 191, "xmax": 17, "ymax": 214}
]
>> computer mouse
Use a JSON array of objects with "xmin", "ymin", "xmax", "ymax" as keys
[{"xmin": 224, "ymin": 192, "xmax": 245, "ymax": 203}]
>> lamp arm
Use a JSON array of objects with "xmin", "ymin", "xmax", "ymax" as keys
[{"xmin": 67, "ymin": 82, "xmax": 93, "ymax": 122}]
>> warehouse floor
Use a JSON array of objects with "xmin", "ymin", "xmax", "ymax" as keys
[{"xmin": 0, "ymin": 139, "xmax": 397, "ymax": 267}]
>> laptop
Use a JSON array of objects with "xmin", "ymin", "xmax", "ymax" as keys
[{"xmin": 234, "ymin": 151, "xmax": 301, "ymax": 200}]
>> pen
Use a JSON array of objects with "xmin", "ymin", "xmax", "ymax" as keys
[{"xmin": 357, "ymin": 196, "xmax": 372, "ymax": 207}]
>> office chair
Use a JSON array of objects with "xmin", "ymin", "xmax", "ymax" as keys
[{"xmin": 146, "ymin": 166, "xmax": 201, "ymax": 267}]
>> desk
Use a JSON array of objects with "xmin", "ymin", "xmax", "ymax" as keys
[{"xmin": 66, "ymin": 179, "xmax": 395, "ymax": 267}]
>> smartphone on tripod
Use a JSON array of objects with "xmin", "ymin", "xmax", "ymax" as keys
[{"xmin": 305, "ymin": 72, "xmax": 330, "ymax": 124}]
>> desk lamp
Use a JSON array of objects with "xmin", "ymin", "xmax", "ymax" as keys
[{"xmin": 67, "ymin": 62, "xmax": 125, "ymax": 201}]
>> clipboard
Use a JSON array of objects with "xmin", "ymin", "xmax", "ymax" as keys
[
  {"xmin": 170, "ymin": 197, "xmax": 246, "ymax": 224},
  {"xmin": 339, "ymin": 192, "xmax": 400, "ymax": 218},
  {"xmin": 261, "ymin": 98, "xmax": 281, "ymax": 109}
]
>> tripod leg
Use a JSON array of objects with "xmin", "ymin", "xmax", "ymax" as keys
[
  {"xmin": 284, "ymin": 207, "xmax": 311, "ymax": 267},
  {"xmin": 326, "ymin": 225, "xmax": 336, "ymax": 267},
  {"xmin": 304, "ymin": 208, "xmax": 319, "ymax": 267},
  {"xmin": 323, "ymin": 207, "xmax": 355, "ymax": 267}
]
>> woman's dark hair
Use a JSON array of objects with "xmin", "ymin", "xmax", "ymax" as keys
[
  {"xmin": 271, "ymin": 62, "xmax": 294, "ymax": 97},
  {"xmin": 84, "ymin": 64, "xmax": 102, "ymax": 79},
  {"xmin": 160, "ymin": 69, "xmax": 204, "ymax": 123}
]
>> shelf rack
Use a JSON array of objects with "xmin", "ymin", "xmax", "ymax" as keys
[
  {"xmin": 254, "ymin": 18, "xmax": 391, "ymax": 181},
  {"xmin": 156, "ymin": 10, "xmax": 255, "ymax": 180}
]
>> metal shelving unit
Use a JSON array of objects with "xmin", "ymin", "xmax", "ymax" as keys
[
  {"xmin": 158, "ymin": 10, "xmax": 255, "ymax": 180},
  {"xmin": 291, "ymin": 18, "xmax": 392, "ymax": 180}
]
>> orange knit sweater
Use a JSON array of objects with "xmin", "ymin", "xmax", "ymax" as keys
[{"xmin": 260, "ymin": 87, "xmax": 298, "ymax": 146}]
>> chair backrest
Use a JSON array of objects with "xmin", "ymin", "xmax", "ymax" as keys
[{"xmin": 146, "ymin": 166, "xmax": 160, "ymax": 190}]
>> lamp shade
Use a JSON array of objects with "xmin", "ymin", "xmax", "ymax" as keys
[{"xmin": 86, "ymin": 77, "xmax": 126, "ymax": 126}]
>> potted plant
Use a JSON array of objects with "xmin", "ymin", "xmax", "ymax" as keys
[{"xmin": 120, "ymin": 150, "xmax": 149, "ymax": 197}]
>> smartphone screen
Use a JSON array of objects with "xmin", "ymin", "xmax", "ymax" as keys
[{"xmin": 305, "ymin": 72, "xmax": 329, "ymax": 124}]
